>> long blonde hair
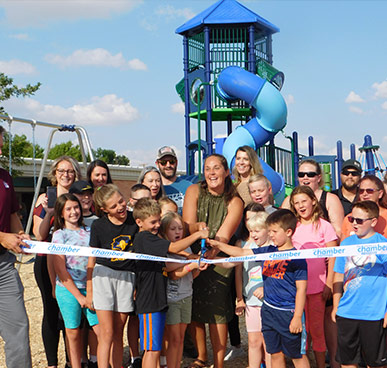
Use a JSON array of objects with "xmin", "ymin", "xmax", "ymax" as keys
[
  {"xmin": 233, "ymin": 146, "xmax": 263, "ymax": 186},
  {"xmin": 159, "ymin": 212, "xmax": 185, "ymax": 240},
  {"xmin": 93, "ymin": 184, "xmax": 122, "ymax": 217}
]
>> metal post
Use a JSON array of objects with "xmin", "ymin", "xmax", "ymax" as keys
[
  {"xmin": 204, "ymin": 27, "xmax": 213, "ymax": 156},
  {"xmin": 182, "ymin": 36, "xmax": 192, "ymax": 174},
  {"xmin": 293, "ymin": 131, "xmax": 299, "ymax": 185},
  {"xmin": 308, "ymin": 136, "xmax": 314, "ymax": 156},
  {"xmin": 350, "ymin": 144, "xmax": 356, "ymax": 160},
  {"xmin": 363, "ymin": 135, "xmax": 375, "ymax": 175},
  {"xmin": 336, "ymin": 140, "xmax": 343, "ymax": 187}
]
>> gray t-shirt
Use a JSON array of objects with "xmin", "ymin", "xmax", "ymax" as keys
[{"xmin": 167, "ymin": 248, "xmax": 193, "ymax": 302}]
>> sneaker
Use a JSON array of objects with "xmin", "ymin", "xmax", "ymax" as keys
[
  {"xmin": 129, "ymin": 357, "xmax": 142, "ymax": 368},
  {"xmin": 224, "ymin": 346, "xmax": 244, "ymax": 361}
]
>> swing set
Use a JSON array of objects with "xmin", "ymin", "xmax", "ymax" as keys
[{"xmin": 0, "ymin": 113, "xmax": 94, "ymax": 264}]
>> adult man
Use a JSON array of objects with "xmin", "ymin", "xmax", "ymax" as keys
[
  {"xmin": 0, "ymin": 125, "xmax": 32, "ymax": 368},
  {"xmin": 332, "ymin": 159, "xmax": 362, "ymax": 216},
  {"xmin": 155, "ymin": 146, "xmax": 192, "ymax": 213}
]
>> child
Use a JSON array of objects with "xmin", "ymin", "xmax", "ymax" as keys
[
  {"xmin": 52, "ymin": 193, "xmax": 99, "ymax": 368},
  {"xmin": 127, "ymin": 183, "xmax": 151, "ymax": 211},
  {"xmin": 132, "ymin": 198, "xmax": 209, "ymax": 368},
  {"xmin": 209, "ymin": 209, "xmax": 310, "ymax": 368},
  {"xmin": 248, "ymin": 174, "xmax": 277, "ymax": 214},
  {"xmin": 159, "ymin": 211, "xmax": 207, "ymax": 368},
  {"xmin": 87, "ymin": 184, "xmax": 138, "ymax": 368},
  {"xmin": 69, "ymin": 180, "xmax": 99, "ymax": 368},
  {"xmin": 159, "ymin": 197, "xmax": 178, "ymax": 217},
  {"xmin": 290, "ymin": 186, "xmax": 338, "ymax": 368},
  {"xmin": 236, "ymin": 212, "xmax": 271, "ymax": 368},
  {"xmin": 332, "ymin": 200, "xmax": 387, "ymax": 368}
]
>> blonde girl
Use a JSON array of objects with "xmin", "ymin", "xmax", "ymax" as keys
[
  {"xmin": 159, "ymin": 212, "xmax": 206, "ymax": 368},
  {"xmin": 290, "ymin": 186, "xmax": 338, "ymax": 368},
  {"xmin": 52, "ymin": 193, "xmax": 99, "ymax": 368},
  {"xmin": 87, "ymin": 184, "xmax": 138, "ymax": 368}
]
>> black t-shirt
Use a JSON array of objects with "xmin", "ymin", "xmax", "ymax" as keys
[
  {"xmin": 332, "ymin": 188, "xmax": 353, "ymax": 216},
  {"xmin": 134, "ymin": 231, "xmax": 170, "ymax": 314},
  {"xmin": 89, "ymin": 212, "xmax": 138, "ymax": 271}
]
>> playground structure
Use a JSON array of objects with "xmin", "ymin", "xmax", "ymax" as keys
[
  {"xmin": 175, "ymin": 0, "xmax": 387, "ymax": 198},
  {"xmin": 175, "ymin": 0, "xmax": 287, "ymax": 200}
]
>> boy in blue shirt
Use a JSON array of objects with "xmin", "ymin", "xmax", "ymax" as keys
[
  {"xmin": 332, "ymin": 200, "xmax": 387, "ymax": 368},
  {"xmin": 132, "ymin": 198, "xmax": 208, "ymax": 368},
  {"xmin": 209, "ymin": 209, "xmax": 310, "ymax": 368}
]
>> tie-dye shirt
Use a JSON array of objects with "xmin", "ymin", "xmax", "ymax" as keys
[{"xmin": 52, "ymin": 227, "xmax": 90, "ymax": 289}]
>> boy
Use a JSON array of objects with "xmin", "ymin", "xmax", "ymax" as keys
[
  {"xmin": 248, "ymin": 174, "xmax": 278, "ymax": 214},
  {"xmin": 127, "ymin": 184, "xmax": 151, "ymax": 211},
  {"xmin": 69, "ymin": 180, "xmax": 98, "ymax": 227},
  {"xmin": 332, "ymin": 201, "xmax": 387, "ymax": 368},
  {"xmin": 132, "ymin": 198, "xmax": 208, "ymax": 368},
  {"xmin": 209, "ymin": 209, "xmax": 310, "ymax": 368}
]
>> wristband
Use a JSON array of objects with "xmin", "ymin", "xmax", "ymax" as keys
[{"xmin": 185, "ymin": 264, "xmax": 192, "ymax": 272}]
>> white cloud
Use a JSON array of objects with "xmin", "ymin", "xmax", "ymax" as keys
[
  {"xmin": 382, "ymin": 101, "xmax": 387, "ymax": 110},
  {"xmin": 9, "ymin": 33, "xmax": 30, "ymax": 41},
  {"xmin": 349, "ymin": 106, "xmax": 364, "ymax": 115},
  {"xmin": 155, "ymin": 5, "xmax": 195, "ymax": 21},
  {"xmin": 372, "ymin": 81, "xmax": 387, "ymax": 99},
  {"xmin": 0, "ymin": 0, "xmax": 143, "ymax": 27},
  {"xmin": 2, "ymin": 94, "xmax": 140, "ymax": 126},
  {"xmin": 345, "ymin": 91, "xmax": 365, "ymax": 104},
  {"xmin": 171, "ymin": 102, "xmax": 185, "ymax": 115},
  {"xmin": 0, "ymin": 59, "xmax": 37, "ymax": 75},
  {"xmin": 45, "ymin": 48, "xmax": 147, "ymax": 70},
  {"xmin": 285, "ymin": 94, "xmax": 295, "ymax": 105}
]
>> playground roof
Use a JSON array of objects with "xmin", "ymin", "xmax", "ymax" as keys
[{"xmin": 176, "ymin": 0, "xmax": 279, "ymax": 35}]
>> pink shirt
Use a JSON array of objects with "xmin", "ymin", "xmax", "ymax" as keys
[{"xmin": 292, "ymin": 218, "xmax": 337, "ymax": 294}]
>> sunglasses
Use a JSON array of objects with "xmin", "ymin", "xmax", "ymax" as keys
[
  {"xmin": 348, "ymin": 216, "xmax": 374, "ymax": 225},
  {"xmin": 342, "ymin": 170, "xmax": 361, "ymax": 177},
  {"xmin": 358, "ymin": 188, "xmax": 377, "ymax": 194},
  {"xmin": 297, "ymin": 171, "xmax": 318, "ymax": 178},
  {"xmin": 158, "ymin": 159, "xmax": 176, "ymax": 166}
]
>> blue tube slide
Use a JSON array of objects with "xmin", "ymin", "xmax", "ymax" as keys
[{"xmin": 217, "ymin": 66, "xmax": 287, "ymax": 202}]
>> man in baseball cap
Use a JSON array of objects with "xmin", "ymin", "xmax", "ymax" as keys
[
  {"xmin": 332, "ymin": 159, "xmax": 362, "ymax": 215},
  {"xmin": 155, "ymin": 146, "xmax": 191, "ymax": 214}
]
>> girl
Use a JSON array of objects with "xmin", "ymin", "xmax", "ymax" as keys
[
  {"xmin": 232, "ymin": 146, "xmax": 263, "ymax": 206},
  {"xmin": 87, "ymin": 184, "xmax": 138, "ymax": 368},
  {"xmin": 159, "ymin": 212, "xmax": 206, "ymax": 368},
  {"xmin": 52, "ymin": 193, "xmax": 99, "ymax": 368},
  {"xmin": 159, "ymin": 197, "xmax": 178, "ymax": 216},
  {"xmin": 290, "ymin": 186, "xmax": 338, "ymax": 368},
  {"xmin": 248, "ymin": 174, "xmax": 277, "ymax": 214},
  {"xmin": 235, "ymin": 212, "xmax": 271, "ymax": 368}
]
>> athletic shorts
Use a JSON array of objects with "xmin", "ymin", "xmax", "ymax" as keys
[
  {"xmin": 336, "ymin": 316, "xmax": 387, "ymax": 367},
  {"xmin": 261, "ymin": 302, "xmax": 306, "ymax": 359},
  {"xmin": 92, "ymin": 264, "xmax": 135, "ymax": 313},
  {"xmin": 305, "ymin": 293, "xmax": 326, "ymax": 352},
  {"xmin": 166, "ymin": 296, "xmax": 192, "ymax": 325},
  {"xmin": 139, "ymin": 311, "xmax": 166, "ymax": 351},
  {"xmin": 55, "ymin": 285, "xmax": 98, "ymax": 329},
  {"xmin": 245, "ymin": 305, "xmax": 262, "ymax": 333}
]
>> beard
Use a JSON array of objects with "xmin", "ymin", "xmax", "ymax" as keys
[
  {"xmin": 342, "ymin": 180, "xmax": 358, "ymax": 191},
  {"xmin": 160, "ymin": 166, "xmax": 177, "ymax": 180}
]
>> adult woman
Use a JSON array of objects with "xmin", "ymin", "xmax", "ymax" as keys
[
  {"xmin": 87, "ymin": 159, "xmax": 113, "ymax": 189},
  {"xmin": 282, "ymin": 159, "xmax": 344, "ymax": 237},
  {"xmin": 183, "ymin": 154, "xmax": 243, "ymax": 368},
  {"xmin": 137, "ymin": 166, "xmax": 164, "ymax": 200},
  {"xmin": 342, "ymin": 175, "xmax": 387, "ymax": 238},
  {"xmin": 232, "ymin": 146, "xmax": 263, "ymax": 206},
  {"xmin": 33, "ymin": 155, "xmax": 81, "ymax": 368}
]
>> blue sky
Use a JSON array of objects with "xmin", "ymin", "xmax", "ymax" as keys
[{"xmin": 1, "ymin": 0, "xmax": 387, "ymax": 169}]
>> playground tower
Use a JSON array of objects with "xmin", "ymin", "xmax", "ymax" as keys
[{"xmin": 176, "ymin": 0, "xmax": 283, "ymax": 174}]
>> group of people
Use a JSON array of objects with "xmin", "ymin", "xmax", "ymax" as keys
[{"xmin": 0, "ymin": 130, "xmax": 387, "ymax": 368}]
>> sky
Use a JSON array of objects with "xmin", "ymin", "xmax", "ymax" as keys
[{"xmin": 1, "ymin": 0, "xmax": 387, "ymax": 170}]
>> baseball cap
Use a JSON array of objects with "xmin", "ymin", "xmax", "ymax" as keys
[
  {"xmin": 157, "ymin": 146, "xmax": 177, "ymax": 160},
  {"xmin": 69, "ymin": 180, "xmax": 93, "ymax": 195},
  {"xmin": 342, "ymin": 159, "xmax": 362, "ymax": 173}
]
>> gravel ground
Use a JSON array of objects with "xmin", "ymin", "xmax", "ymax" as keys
[{"xmin": 0, "ymin": 260, "xmax": 320, "ymax": 368}]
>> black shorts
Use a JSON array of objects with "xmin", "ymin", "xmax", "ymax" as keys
[{"xmin": 336, "ymin": 316, "xmax": 387, "ymax": 367}]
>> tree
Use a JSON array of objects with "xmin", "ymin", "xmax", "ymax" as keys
[
  {"xmin": 0, "ymin": 132, "xmax": 44, "ymax": 173},
  {"xmin": 0, "ymin": 73, "xmax": 41, "ymax": 115},
  {"xmin": 47, "ymin": 141, "xmax": 83, "ymax": 161}
]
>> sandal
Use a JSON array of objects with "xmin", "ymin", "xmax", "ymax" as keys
[{"xmin": 185, "ymin": 359, "xmax": 208, "ymax": 368}]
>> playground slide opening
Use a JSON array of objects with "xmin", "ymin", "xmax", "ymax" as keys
[{"xmin": 216, "ymin": 66, "xmax": 288, "ymax": 203}]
